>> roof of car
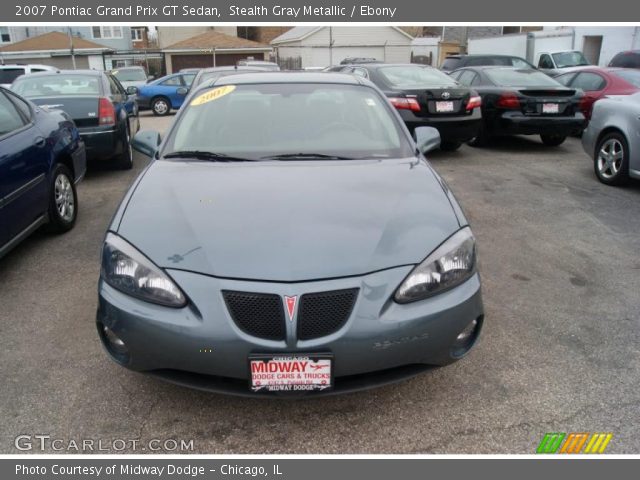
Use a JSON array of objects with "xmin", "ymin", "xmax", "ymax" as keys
[
  {"xmin": 446, "ymin": 54, "xmax": 524, "ymax": 59},
  {"xmin": 199, "ymin": 66, "xmax": 268, "ymax": 73},
  {"xmin": 12, "ymin": 69, "xmax": 103, "ymax": 78},
  {"xmin": 213, "ymin": 72, "xmax": 362, "ymax": 86},
  {"xmin": 111, "ymin": 66, "xmax": 144, "ymax": 71}
]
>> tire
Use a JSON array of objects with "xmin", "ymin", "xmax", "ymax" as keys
[
  {"xmin": 594, "ymin": 131, "xmax": 629, "ymax": 186},
  {"xmin": 151, "ymin": 97, "xmax": 171, "ymax": 116},
  {"xmin": 47, "ymin": 164, "xmax": 77, "ymax": 233},
  {"xmin": 540, "ymin": 134, "xmax": 567, "ymax": 146},
  {"xmin": 440, "ymin": 141, "xmax": 462, "ymax": 152},
  {"xmin": 115, "ymin": 122, "xmax": 133, "ymax": 170}
]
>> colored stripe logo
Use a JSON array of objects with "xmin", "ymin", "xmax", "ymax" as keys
[{"xmin": 536, "ymin": 433, "xmax": 613, "ymax": 454}]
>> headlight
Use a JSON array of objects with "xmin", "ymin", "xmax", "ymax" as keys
[
  {"xmin": 395, "ymin": 227, "xmax": 476, "ymax": 303},
  {"xmin": 101, "ymin": 233, "xmax": 187, "ymax": 308}
]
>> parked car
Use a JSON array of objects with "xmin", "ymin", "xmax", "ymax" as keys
[
  {"xmin": 110, "ymin": 66, "xmax": 152, "ymax": 90},
  {"xmin": 97, "ymin": 72, "xmax": 484, "ymax": 396},
  {"xmin": 440, "ymin": 54, "xmax": 535, "ymax": 72},
  {"xmin": 0, "ymin": 87, "xmax": 86, "ymax": 259},
  {"xmin": 555, "ymin": 67, "xmax": 640, "ymax": 119},
  {"xmin": 537, "ymin": 50, "xmax": 590, "ymax": 76},
  {"xmin": 323, "ymin": 65, "xmax": 351, "ymax": 72},
  {"xmin": 582, "ymin": 92, "xmax": 640, "ymax": 185},
  {"xmin": 136, "ymin": 72, "xmax": 196, "ymax": 116},
  {"xmin": 340, "ymin": 57, "xmax": 379, "ymax": 65},
  {"xmin": 12, "ymin": 70, "xmax": 139, "ymax": 169},
  {"xmin": 189, "ymin": 66, "xmax": 272, "ymax": 92},
  {"xmin": 342, "ymin": 63, "xmax": 482, "ymax": 151},
  {"xmin": 0, "ymin": 64, "xmax": 58, "ymax": 88},
  {"xmin": 608, "ymin": 50, "xmax": 640, "ymax": 69},
  {"xmin": 179, "ymin": 68, "xmax": 202, "ymax": 74},
  {"xmin": 449, "ymin": 66, "xmax": 587, "ymax": 146},
  {"xmin": 236, "ymin": 60, "xmax": 280, "ymax": 71}
]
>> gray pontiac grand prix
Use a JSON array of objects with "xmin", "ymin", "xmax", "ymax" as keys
[{"xmin": 97, "ymin": 72, "xmax": 484, "ymax": 396}]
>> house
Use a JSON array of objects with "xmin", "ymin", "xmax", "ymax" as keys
[
  {"xmin": 0, "ymin": 26, "xmax": 132, "ymax": 51},
  {"xmin": 271, "ymin": 26, "xmax": 414, "ymax": 68},
  {"xmin": 157, "ymin": 27, "xmax": 238, "ymax": 49},
  {"xmin": 0, "ymin": 31, "xmax": 112, "ymax": 70},
  {"xmin": 411, "ymin": 37, "xmax": 440, "ymax": 66},
  {"xmin": 162, "ymin": 30, "xmax": 272, "ymax": 73},
  {"xmin": 131, "ymin": 26, "xmax": 152, "ymax": 50},
  {"xmin": 237, "ymin": 27, "xmax": 293, "ymax": 44}
]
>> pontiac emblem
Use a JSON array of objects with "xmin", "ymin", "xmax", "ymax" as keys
[{"xmin": 284, "ymin": 296, "xmax": 297, "ymax": 322}]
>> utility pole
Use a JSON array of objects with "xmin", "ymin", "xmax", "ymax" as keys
[
  {"xmin": 329, "ymin": 27, "xmax": 334, "ymax": 65},
  {"xmin": 68, "ymin": 27, "xmax": 77, "ymax": 69}
]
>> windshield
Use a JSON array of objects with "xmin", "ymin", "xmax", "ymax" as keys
[
  {"xmin": 552, "ymin": 51, "xmax": 589, "ymax": 68},
  {"xmin": 164, "ymin": 83, "xmax": 413, "ymax": 160},
  {"xmin": 12, "ymin": 74, "xmax": 101, "ymax": 97},
  {"xmin": 0, "ymin": 68, "xmax": 26, "ymax": 84},
  {"xmin": 485, "ymin": 69, "xmax": 562, "ymax": 87},
  {"xmin": 112, "ymin": 68, "xmax": 146, "ymax": 82},
  {"xmin": 611, "ymin": 69, "xmax": 640, "ymax": 88},
  {"xmin": 379, "ymin": 65, "xmax": 458, "ymax": 88},
  {"xmin": 440, "ymin": 58, "xmax": 461, "ymax": 71}
]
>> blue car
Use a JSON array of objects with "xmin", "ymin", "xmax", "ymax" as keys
[
  {"xmin": 136, "ymin": 72, "xmax": 196, "ymax": 116},
  {"xmin": 0, "ymin": 87, "xmax": 86, "ymax": 259}
]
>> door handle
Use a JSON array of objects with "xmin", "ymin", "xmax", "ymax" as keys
[{"xmin": 34, "ymin": 136, "xmax": 46, "ymax": 147}]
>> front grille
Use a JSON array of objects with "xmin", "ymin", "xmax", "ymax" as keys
[
  {"xmin": 297, "ymin": 288, "xmax": 359, "ymax": 340},
  {"xmin": 222, "ymin": 291, "xmax": 286, "ymax": 341}
]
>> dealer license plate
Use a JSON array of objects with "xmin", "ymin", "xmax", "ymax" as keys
[
  {"xmin": 542, "ymin": 103, "xmax": 559, "ymax": 114},
  {"xmin": 249, "ymin": 354, "xmax": 333, "ymax": 393},
  {"xmin": 435, "ymin": 101, "xmax": 455, "ymax": 112}
]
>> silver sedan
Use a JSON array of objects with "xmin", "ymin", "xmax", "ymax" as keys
[{"xmin": 582, "ymin": 92, "xmax": 640, "ymax": 185}]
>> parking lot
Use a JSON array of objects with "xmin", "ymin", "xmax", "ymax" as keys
[{"xmin": 1, "ymin": 111, "xmax": 639, "ymax": 454}]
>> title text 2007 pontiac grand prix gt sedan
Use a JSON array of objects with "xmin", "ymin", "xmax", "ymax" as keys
[{"xmin": 96, "ymin": 73, "xmax": 484, "ymax": 396}]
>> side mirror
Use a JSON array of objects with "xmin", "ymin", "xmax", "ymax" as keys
[
  {"xmin": 126, "ymin": 86, "xmax": 138, "ymax": 95},
  {"xmin": 414, "ymin": 126, "xmax": 441, "ymax": 154},
  {"xmin": 132, "ymin": 130, "xmax": 161, "ymax": 158},
  {"xmin": 147, "ymin": 75, "xmax": 155, "ymax": 82}
]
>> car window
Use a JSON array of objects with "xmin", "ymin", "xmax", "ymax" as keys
[
  {"xmin": 572, "ymin": 72, "xmax": 606, "ymax": 91},
  {"xmin": 166, "ymin": 83, "xmax": 414, "ymax": 161},
  {"xmin": 486, "ymin": 69, "xmax": 562, "ymax": 87},
  {"xmin": 0, "ymin": 68, "xmax": 26, "ymax": 84},
  {"xmin": 112, "ymin": 68, "xmax": 147, "ymax": 82},
  {"xmin": 0, "ymin": 91, "xmax": 27, "ymax": 136},
  {"xmin": 107, "ymin": 75, "xmax": 123, "ymax": 96},
  {"xmin": 7, "ymin": 91, "xmax": 32, "ymax": 121},
  {"xmin": 457, "ymin": 70, "xmax": 477, "ymax": 86},
  {"xmin": 12, "ymin": 74, "xmax": 101, "ymax": 97},
  {"xmin": 552, "ymin": 51, "xmax": 589, "ymax": 68},
  {"xmin": 378, "ymin": 65, "xmax": 457, "ymax": 88},
  {"xmin": 30, "ymin": 68, "xmax": 49, "ymax": 73},
  {"xmin": 609, "ymin": 52, "xmax": 640, "ymax": 69},
  {"xmin": 611, "ymin": 69, "xmax": 640, "ymax": 87},
  {"xmin": 448, "ymin": 71, "xmax": 462, "ymax": 81},
  {"xmin": 182, "ymin": 74, "xmax": 196, "ymax": 87},
  {"xmin": 440, "ymin": 58, "xmax": 461, "ymax": 71},
  {"xmin": 511, "ymin": 58, "xmax": 531, "ymax": 68},
  {"xmin": 351, "ymin": 68, "xmax": 369, "ymax": 79},
  {"xmin": 554, "ymin": 73, "xmax": 577, "ymax": 86},
  {"xmin": 161, "ymin": 76, "xmax": 182, "ymax": 86},
  {"xmin": 538, "ymin": 54, "xmax": 554, "ymax": 69}
]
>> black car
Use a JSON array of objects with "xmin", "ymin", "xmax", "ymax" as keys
[
  {"xmin": 608, "ymin": 50, "xmax": 640, "ymax": 69},
  {"xmin": 11, "ymin": 70, "xmax": 139, "ymax": 169},
  {"xmin": 440, "ymin": 54, "xmax": 535, "ymax": 73},
  {"xmin": 342, "ymin": 63, "xmax": 482, "ymax": 151},
  {"xmin": 449, "ymin": 66, "xmax": 586, "ymax": 146},
  {"xmin": 0, "ymin": 87, "xmax": 86, "ymax": 259}
]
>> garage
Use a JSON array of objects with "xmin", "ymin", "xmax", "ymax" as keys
[{"xmin": 163, "ymin": 30, "xmax": 272, "ymax": 73}]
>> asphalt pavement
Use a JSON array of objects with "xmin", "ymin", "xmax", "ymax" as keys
[{"xmin": 1, "ymin": 112, "xmax": 638, "ymax": 453}]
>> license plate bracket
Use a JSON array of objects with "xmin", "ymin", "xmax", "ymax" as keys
[
  {"xmin": 435, "ymin": 101, "xmax": 455, "ymax": 113},
  {"xmin": 249, "ymin": 353, "xmax": 333, "ymax": 393},
  {"xmin": 542, "ymin": 103, "xmax": 559, "ymax": 114}
]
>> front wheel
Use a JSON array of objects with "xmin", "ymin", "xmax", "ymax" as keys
[
  {"xmin": 540, "ymin": 134, "xmax": 567, "ymax": 146},
  {"xmin": 440, "ymin": 141, "xmax": 462, "ymax": 152},
  {"xmin": 594, "ymin": 132, "xmax": 629, "ymax": 186},
  {"xmin": 47, "ymin": 164, "xmax": 77, "ymax": 233},
  {"xmin": 151, "ymin": 97, "xmax": 170, "ymax": 116}
]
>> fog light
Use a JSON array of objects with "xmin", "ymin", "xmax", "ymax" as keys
[
  {"xmin": 101, "ymin": 325, "xmax": 128, "ymax": 356},
  {"xmin": 451, "ymin": 316, "xmax": 482, "ymax": 358}
]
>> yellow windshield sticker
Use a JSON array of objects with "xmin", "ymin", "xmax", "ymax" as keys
[{"xmin": 191, "ymin": 85, "xmax": 236, "ymax": 106}]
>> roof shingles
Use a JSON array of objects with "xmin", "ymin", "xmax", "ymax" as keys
[
  {"xmin": 165, "ymin": 30, "xmax": 270, "ymax": 51},
  {"xmin": 0, "ymin": 31, "xmax": 111, "ymax": 52}
]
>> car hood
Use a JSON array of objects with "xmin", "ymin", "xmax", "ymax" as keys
[{"xmin": 117, "ymin": 158, "xmax": 461, "ymax": 282}]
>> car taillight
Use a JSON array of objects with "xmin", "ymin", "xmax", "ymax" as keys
[
  {"xmin": 466, "ymin": 95, "xmax": 482, "ymax": 111},
  {"xmin": 389, "ymin": 97, "xmax": 421, "ymax": 112},
  {"xmin": 98, "ymin": 97, "xmax": 115, "ymax": 126},
  {"xmin": 496, "ymin": 92, "xmax": 520, "ymax": 109}
]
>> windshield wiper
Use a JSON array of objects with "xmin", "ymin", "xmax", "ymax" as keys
[
  {"xmin": 261, "ymin": 153, "xmax": 357, "ymax": 160},
  {"xmin": 163, "ymin": 151, "xmax": 256, "ymax": 162}
]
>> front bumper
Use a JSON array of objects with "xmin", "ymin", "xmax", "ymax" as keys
[
  {"xmin": 97, "ymin": 266, "xmax": 484, "ymax": 396},
  {"xmin": 399, "ymin": 108, "xmax": 482, "ymax": 144},
  {"xmin": 492, "ymin": 112, "xmax": 587, "ymax": 136}
]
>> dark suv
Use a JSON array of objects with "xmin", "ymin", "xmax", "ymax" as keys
[
  {"xmin": 440, "ymin": 54, "xmax": 535, "ymax": 72},
  {"xmin": 608, "ymin": 50, "xmax": 640, "ymax": 69}
]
